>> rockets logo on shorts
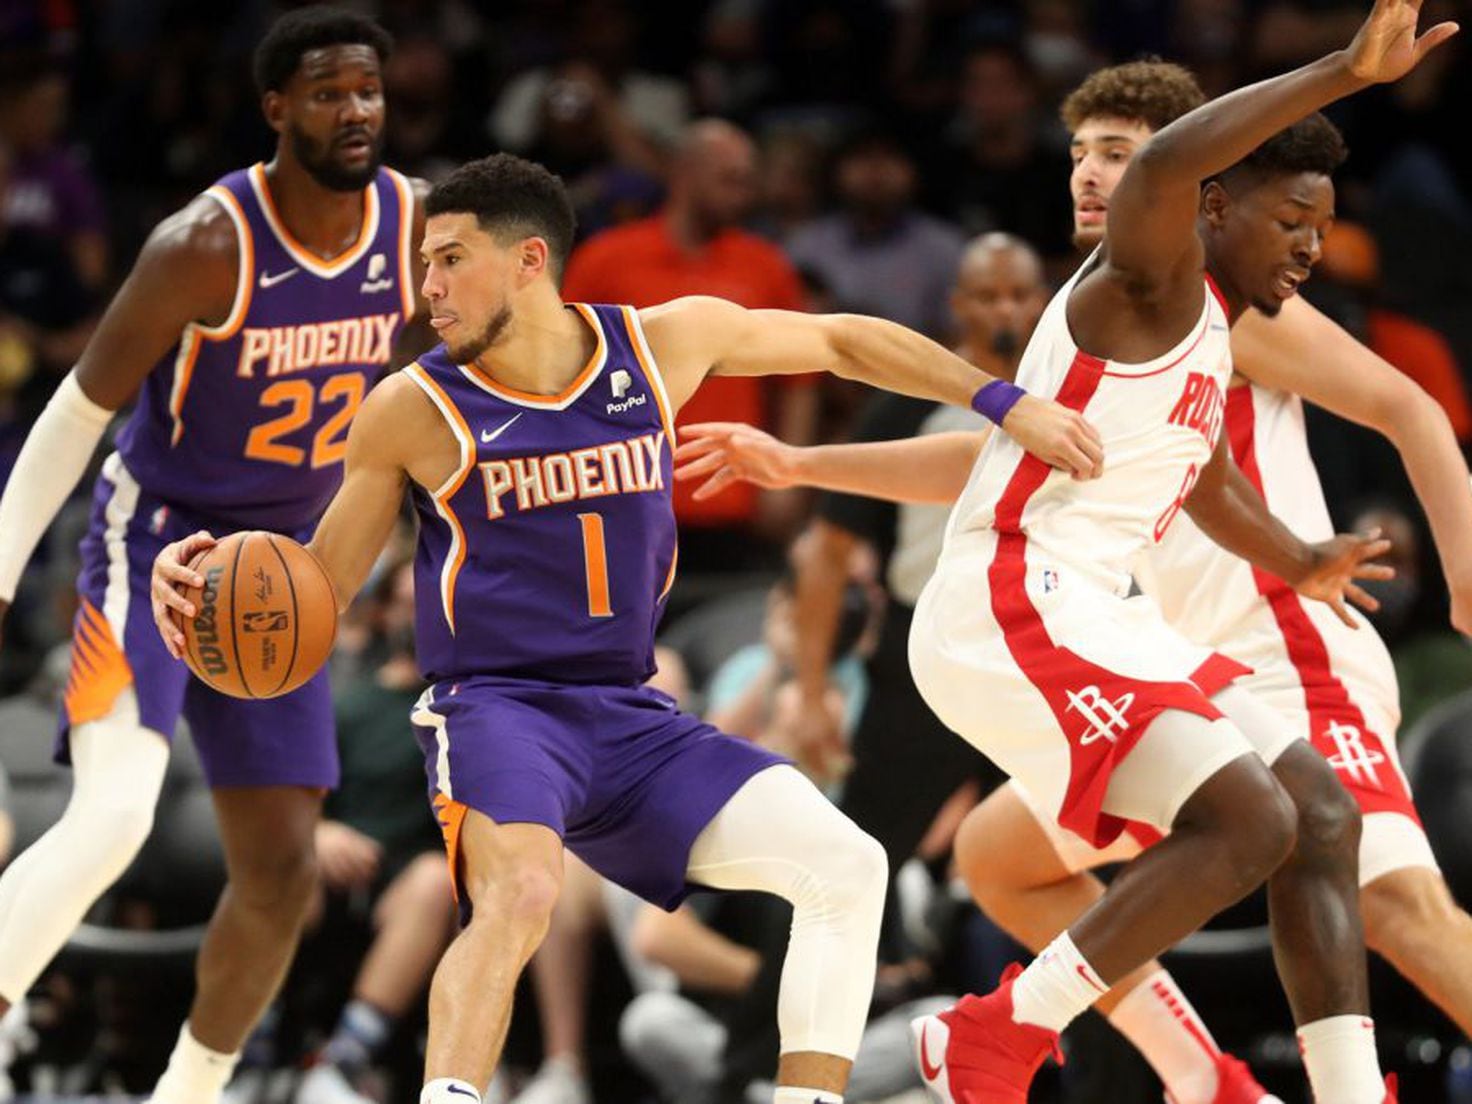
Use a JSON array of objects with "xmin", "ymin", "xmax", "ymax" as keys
[
  {"xmin": 1066, "ymin": 686, "xmax": 1135, "ymax": 745},
  {"xmin": 1324, "ymin": 721, "xmax": 1386, "ymax": 786}
]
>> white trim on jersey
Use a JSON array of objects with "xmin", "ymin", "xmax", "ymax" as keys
[
  {"xmin": 247, "ymin": 162, "xmax": 382, "ymax": 279},
  {"xmin": 385, "ymin": 167, "xmax": 417, "ymax": 323},
  {"xmin": 619, "ymin": 305, "xmax": 678, "ymax": 445},
  {"xmin": 196, "ymin": 186, "xmax": 253, "ymax": 339},
  {"xmin": 99, "ymin": 453, "xmax": 142, "ymax": 644},
  {"xmin": 403, "ymin": 364, "xmax": 476, "ymax": 636},
  {"xmin": 411, "ymin": 686, "xmax": 453, "ymax": 799}
]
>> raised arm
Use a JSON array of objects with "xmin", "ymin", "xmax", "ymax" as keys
[
  {"xmin": 1184, "ymin": 437, "xmax": 1393, "ymax": 626},
  {"xmin": 1102, "ymin": 0, "xmax": 1456, "ymax": 294},
  {"xmin": 1232, "ymin": 296, "xmax": 1472, "ymax": 634},
  {"xmin": 674, "ymin": 422, "xmax": 985, "ymax": 505},
  {"xmin": 0, "ymin": 194, "xmax": 238, "ymax": 642},
  {"xmin": 641, "ymin": 295, "xmax": 1102, "ymax": 479}
]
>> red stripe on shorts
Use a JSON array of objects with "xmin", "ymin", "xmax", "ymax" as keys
[
  {"xmin": 988, "ymin": 351, "xmax": 1249, "ymax": 848},
  {"xmin": 1224, "ymin": 386, "xmax": 1416, "ymax": 821}
]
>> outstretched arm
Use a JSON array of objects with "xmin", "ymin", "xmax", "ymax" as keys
[
  {"xmin": 1184, "ymin": 437, "xmax": 1393, "ymax": 627},
  {"xmin": 1233, "ymin": 296, "xmax": 1472, "ymax": 634},
  {"xmin": 1103, "ymin": 0, "xmax": 1457, "ymax": 292},
  {"xmin": 642, "ymin": 296, "xmax": 1102, "ymax": 479},
  {"xmin": 674, "ymin": 422, "xmax": 985, "ymax": 505}
]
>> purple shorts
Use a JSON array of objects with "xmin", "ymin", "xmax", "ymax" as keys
[
  {"xmin": 411, "ymin": 675, "xmax": 784, "ymax": 912},
  {"xmin": 57, "ymin": 454, "xmax": 339, "ymax": 790}
]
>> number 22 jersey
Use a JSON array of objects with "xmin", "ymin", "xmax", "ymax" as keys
[{"xmin": 114, "ymin": 162, "xmax": 416, "ymax": 531}]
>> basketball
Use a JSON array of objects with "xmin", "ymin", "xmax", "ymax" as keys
[{"xmin": 172, "ymin": 531, "xmax": 338, "ymax": 699}]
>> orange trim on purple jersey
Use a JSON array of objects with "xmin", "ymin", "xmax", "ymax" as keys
[
  {"xmin": 248, "ymin": 162, "xmax": 379, "ymax": 277},
  {"xmin": 405, "ymin": 363, "xmax": 476, "ymax": 633},
  {"xmin": 457, "ymin": 303, "xmax": 608, "ymax": 408},
  {"xmin": 388, "ymin": 169, "xmax": 417, "ymax": 323}
]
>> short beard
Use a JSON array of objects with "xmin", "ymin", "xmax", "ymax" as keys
[
  {"xmin": 445, "ymin": 305, "xmax": 514, "ymax": 364},
  {"xmin": 289, "ymin": 126, "xmax": 383, "ymax": 192}
]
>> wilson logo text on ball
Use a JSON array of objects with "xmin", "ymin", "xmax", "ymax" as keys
[
  {"xmin": 193, "ymin": 567, "xmax": 229, "ymax": 677},
  {"xmin": 242, "ymin": 610, "xmax": 290, "ymax": 633}
]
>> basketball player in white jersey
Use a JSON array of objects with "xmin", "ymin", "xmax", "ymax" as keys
[
  {"xmin": 679, "ymin": 3, "xmax": 1456, "ymax": 1101},
  {"xmin": 675, "ymin": 56, "xmax": 1472, "ymax": 1104}
]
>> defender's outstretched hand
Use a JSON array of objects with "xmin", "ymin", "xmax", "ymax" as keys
[
  {"xmin": 1294, "ymin": 529, "xmax": 1396, "ymax": 628},
  {"xmin": 150, "ymin": 530, "xmax": 216, "ymax": 659},
  {"xmin": 674, "ymin": 423, "xmax": 797, "ymax": 501},
  {"xmin": 1345, "ymin": 0, "xmax": 1458, "ymax": 83},
  {"xmin": 1002, "ymin": 395, "xmax": 1104, "ymax": 481}
]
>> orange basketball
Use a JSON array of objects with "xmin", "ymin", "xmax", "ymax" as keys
[{"xmin": 171, "ymin": 531, "xmax": 338, "ymax": 699}]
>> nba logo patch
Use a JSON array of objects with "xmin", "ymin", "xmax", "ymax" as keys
[
  {"xmin": 1042, "ymin": 568, "xmax": 1060, "ymax": 593},
  {"xmin": 149, "ymin": 506, "xmax": 170, "ymax": 535}
]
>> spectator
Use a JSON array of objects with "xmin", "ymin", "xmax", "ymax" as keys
[
  {"xmin": 561, "ymin": 118, "xmax": 816, "ymax": 562},
  {"xmin": 935, "ymin": 40, "xmax": 1074, "ymax": 262},
  {"xmin": 785, "ymin": 128, "xmax": 965, "ymax": 339},
  {"xmin": 490, "ymin": 0, "xmax": 688, "ymax": 167},
  {"xmin": 0, "ymin": 58, "xmax": 107, "ymax": 289},
  {"xmin": 286, "ymin": 562, "xmax": 455, "ymax": 1104},
  {"xmin": 380, "ymin": 36, "xmax": 459, "ymax": 183}
]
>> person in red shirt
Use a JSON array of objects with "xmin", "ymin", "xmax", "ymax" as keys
[{"xmin": 561, "ymin": 119, "xmax": 816, "ymax": 560}]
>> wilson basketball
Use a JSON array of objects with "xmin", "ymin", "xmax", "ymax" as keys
[{"xmin": 172, "ymin": 531, "xmax": 338, "ymax": 699}]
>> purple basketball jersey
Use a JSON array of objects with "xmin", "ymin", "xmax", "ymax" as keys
[
  {"xmin": 114, "ymin": 162, "xmax": 416, "ymax": 531},
  {"xmin": 407, "ymin": 303, "xmax": 679, "ymax": 685}
]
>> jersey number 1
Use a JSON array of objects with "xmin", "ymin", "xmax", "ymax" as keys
[{"xmin": 578, "ymin": 513, "xmax": 613, "ymax": 618}]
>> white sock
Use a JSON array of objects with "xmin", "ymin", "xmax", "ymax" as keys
[
  {"xmin": 1297, "ymin": 1016, "xmax": 1383, "ymax": 1104},
  {"xmin": 422, "ymin": 1077, "xmax": 482, "ymax": 1103},
  {"xmin": 774, "ymin": 1088, "xmax": 841, "ymax": 1104},
  {"xmin": 148, "ymin": 1023, "xmax": 240, "ymax": 1104},
  {"xmin": 1010, "ymin": 931, "xmax": 1108, "ymax": 1034},
  {"xmin": 1108, "ymin": 971, "xmax": 1221, "ymax": 1104}
]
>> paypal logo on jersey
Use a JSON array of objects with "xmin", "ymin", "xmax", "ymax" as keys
[
  {"xmin": 360, "ymin": 252, "xmax": 394, "ymax": 293},
  {"xmin": 607, "ymin": 368, "xmax": 647, "ymax": 414}
]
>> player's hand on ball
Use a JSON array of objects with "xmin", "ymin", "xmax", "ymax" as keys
[
  {"xmin": 1345, "ymin": 0, "xmax": 1458, "ymax": 84},
  {"xmin": 151, "ymin": 530, "xmax": 216, "ymax": 659},
  {"xmin": 674, "ymin": 422, "xmax": 799, "ymax": 500},
  {"xmin": 1295, "ymin": 529, "xmax": 1395, "ymax": 628},
  {"xmin": 1001, "ymin": 395, "xmax": 1104, "ymax": 481}
]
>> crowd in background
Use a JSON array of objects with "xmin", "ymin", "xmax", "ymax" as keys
[{"xmin": 1, "ymin": 0, "xmax": 1471, "ymax": 1101}]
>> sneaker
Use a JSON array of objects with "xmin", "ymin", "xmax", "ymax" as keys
[
  {"xmin": 909, "ymin": 965, "xmax": 1062, "ymax": 1104},
  {"xmin": 295, "ymin": 1064, "xmax": 375, "ymax": 1104},
  {"xmin": 1174, "ymin": 1055, "xmax": 1284, "ymax": 1104},
  {"xmin": 508, "ymin": 1057, "xmax": 589, "ymax": 1104}
]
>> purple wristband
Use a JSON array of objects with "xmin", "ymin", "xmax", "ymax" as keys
[{"xmin": 971, "ymin": 379, "xmax": 1027, "ymax": 424}]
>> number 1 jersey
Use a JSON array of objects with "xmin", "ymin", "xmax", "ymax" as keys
[
  {"xmin": 405, "ymin": 303, "xmax": 679, "ymax": 686},
  {"xmin": 114, "ymin": 162, "xmax": 415, "ymax": 531}
]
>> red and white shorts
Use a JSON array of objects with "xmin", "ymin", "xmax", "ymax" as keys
[{"xmin": 910, "ymin": 531, "xmax": 1296, "ymax": 851}]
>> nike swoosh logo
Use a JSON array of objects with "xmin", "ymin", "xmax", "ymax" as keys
[
  {"xmin": 258, "ymin": 267, "xmax": 300, "ymax": 288},
  {"xmin": 480, "ymin": 413, "xmax": 522, "ymax": 444},
  {"xmin": 1078, "ymin": 964, "xmax": 1107, "ymax": 993},
  {"xmin": 446, "ymin": 1087, "xmax": 478, "ymax": 1100},
  {"xmin": 918, "ymin": 1021, "xmax": 943, "ymax": 1081}
]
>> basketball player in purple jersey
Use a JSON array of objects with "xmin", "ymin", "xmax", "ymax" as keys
[
  {"xmin": 0, "ymin": 9, "xmax": 425, "ymax": 1102},
  {"xmin": 146, "ymin": 152, "xmax": 1103, "ymax": 1104}
]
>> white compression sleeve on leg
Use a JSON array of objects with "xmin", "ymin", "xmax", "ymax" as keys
[
  {"xmin": 0, "ymin": 371, "xmax": 112, "ymax": 602},
  {"xmin": 685, "ymin": 765, "xmax": 888, "ymax": 1059},
  {"xmin": 0, "ymin": 691, "xmax": 168, "ymax": 1002}
]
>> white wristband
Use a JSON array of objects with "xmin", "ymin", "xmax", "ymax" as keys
[{"xmin": 0, "ymin": 371, "xmax": 113, "ymax": 602}]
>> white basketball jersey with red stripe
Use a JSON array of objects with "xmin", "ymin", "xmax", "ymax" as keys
[
  {"xmin": 1135, "ymin": 383, "xmax": 1417, "ymax": 828},
  {"xmin": 943, "ymin": 262, "xmax": 1234, "ymax": 592},
  {"xmin": 911, "ymin": 264, "xmax": 1254, "ymax": 849}
]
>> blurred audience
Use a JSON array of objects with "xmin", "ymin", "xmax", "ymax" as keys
[{"xmin": 562, "ymin": 118, "xmax": 816, "ymax": 563}]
